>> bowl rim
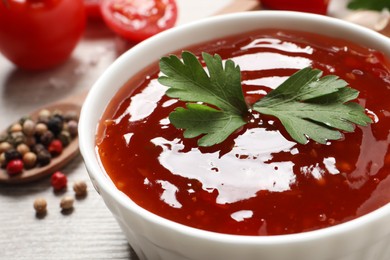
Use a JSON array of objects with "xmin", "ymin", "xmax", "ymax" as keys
[{"xmin": 79, "ymin": 10, "xmax": 390, "ymax": 245}]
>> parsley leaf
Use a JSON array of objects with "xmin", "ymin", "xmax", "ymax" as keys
[
  {"xmin": 347, "ymin": 0, "xmax": 390, "ymax": 11},
  {"xmin": 159, "ymin": 51, "xmax": 247, "ymax": 115},
  {"xmin": 253, "ymin": 68, "xmax": 372, "ymax": 144},
  {"xmin": 158, "ymin": 52, "xmax": 248, "ymax": 146},
  {"xmin": 158, "ymin": 52, "xmax": 372, "ymax": 147},
  {"xmin": 169, "ymin": 104, "xmax": 246, "ymax": 147}
]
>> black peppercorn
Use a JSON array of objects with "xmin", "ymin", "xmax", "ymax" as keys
[
  {"xmin": 47, "ymin": 115, "xmax": 63, "ymax": 135},
  {"xmin": 4, "ymin": 149, "xmax": 22, "ymax": 164},
  {"xmin": 36, "ymin": 149, "xmax": 51, "ymax": 166},
  {"xmin": 39, "ymin": 130, "xmax": 54, "ymax": 146}
]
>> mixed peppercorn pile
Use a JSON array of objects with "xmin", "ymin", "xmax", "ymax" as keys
[{"xmin": 0, "ymin": 109, "xmax": 78, "ymax": 176}]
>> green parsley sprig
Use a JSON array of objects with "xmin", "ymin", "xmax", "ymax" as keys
[
  {"xmin": 348, "ymin": 0, "xmax": 390, "ymax": 11},
  {"xmin": 158, "ymin": 51, "xmax": 372, "ymax": 147}
]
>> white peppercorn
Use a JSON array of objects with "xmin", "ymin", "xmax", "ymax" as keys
[
  {"xmin": 73, "ymin": 180, "xmax": 87, "ymax": 196},
  {"xmin": 0, "ymin": 142, "xmax": 12, "ymax": 153},
  {"xmin": 17, "ymin": 143, "xmax": 30, "ymax": 155},
  {"xmin": 22, "ymin": 119, "xmax": 36, "ymax": 136},
  {"xmin": 60, "ymin": 196, "xmax": 74, "ymax": 210},
  {"xmin": 9, "ymin": 123, "xmax": 22, "ymax": 133},
  {"xmin": 38, "ymin": 109, "xmax": 51, "ymax": 123},
  {"xmin": 35, "ymin": 123, "xmax": 48, "ymax": 135},
  {"xmin": 23, "ymin": 152, "xmax": 37, "ymax": 169},
  {"xmin": 33, "ymin": 198, "xmax": 47, "ymax": 214}
]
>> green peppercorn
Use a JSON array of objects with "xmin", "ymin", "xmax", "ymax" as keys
[
  {"xmin": 0, "ymin": 134, "xmax": 8, "ymax": 143},
  {"xmin": 10, "ymin": 131, "xmax": 26, "ymax": 146},
  {"xmin": 58, "ymin": 130, "xmax": 71, "ymax": 147}
]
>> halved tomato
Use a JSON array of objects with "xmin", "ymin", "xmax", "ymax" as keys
[
  {"xmin": 84, "ymin": 0, "xmax": 102, "ymax": 18},
  {"xmin": 100, "ymin": 0, "xmax": 178, "ymax": 42}
]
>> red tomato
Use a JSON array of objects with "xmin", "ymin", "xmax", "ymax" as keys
[
  {"xmin": 260, "ymin": 0, "xmax": 330, "ymax": 15},
  {"xmin": 84, "ymin": 0, "xmax": 102, "ymax": 18},
  {"xmin": 0, "ymin": 0, "xmax": 86, "ymax": 70},
  {"xmin": 100, "ymin": 0, "xmax": 178, "ymax": 42}
]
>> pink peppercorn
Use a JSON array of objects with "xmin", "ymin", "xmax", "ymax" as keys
[
  {"xmin": 51, "ymin": 171, "xmax": 67, "ymax": 190},
  {"xmin": 6, "ymin": 159, "xmax": 24, "ymax": 175},
  {"xmin": 48, "ymin": 139, "xmax": 63, "ymax": 156}
]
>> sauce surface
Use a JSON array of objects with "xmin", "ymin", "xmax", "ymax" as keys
[{"xmin": 97, "ymin": 29, "xmax": 390, "ymax": 236}]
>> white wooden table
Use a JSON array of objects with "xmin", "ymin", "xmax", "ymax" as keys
[{"xmin": 0, "ymin": 1, "xmax": 364, "ymax": 259}]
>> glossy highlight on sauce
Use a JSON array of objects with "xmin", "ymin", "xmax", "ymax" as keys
[{"xmin": 96, "ymin": 29, "xmax": 390, "ymax": 236}]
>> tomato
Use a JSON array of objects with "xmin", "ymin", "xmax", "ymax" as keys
[
  {"xmin": 0, "ymin": 0, "xmax": 86, "ymax": 70},
  {"xmin": 84, "ymin": 0, "xmax": 101, "ymax": 18},
  {"xmin": 260, "ymin": 0, "xmax": 330, "ymax": 15},
  {"xmin": 100, "ymin": 0, "xmax": 178, "ymax": 42}
]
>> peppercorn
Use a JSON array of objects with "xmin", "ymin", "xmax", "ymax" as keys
[
  {"xmin": 16, "ymin": 143, "xmax": 30, "ymax": 155},
  {"xmin": 58, "ymin": 130, "xmax": 71, "ymax": 147},
  {"xmin": 9, "ymin": 123, "xmax": 22, "ymax": 133},
  {"xmin": 36, "ymin": 149, "xmax": 51, "ymax": 166},
  {"xmin": 38, "ymin": 109, "xmax": 51, "ymax": 123},
  {"xmin": 32, "ymin": 143, "xmax": 45, "ymax": 153},
  {"xmin": 6, "ymin": 159, "xmax": 24, "ymax": 175},
  {"xmin": 67, "ymin": 120, "xmax": 78, "ymax": 137},
  {"xmin": 73, "ymin": 180, "xmax": 87, "ymax": 197},
  {"xmin": 0, "ymin": 142, "xmax": 12, "ymax": 153},
  {"xmin": 35, "ymin": 123, "xmax": 48, "ymax": 136},
  {"xmin": 4, "ymin": 149, "xmax": 22, "ymax": 164},
  {"xmin": 10, "ymin": 131, "xmax": 25, "ymax": 146},
  {"xmin": 39, "ymin": 130, "xmax": 54, "ymax": 146},
  {"xmin": 33, "ymin": 198, "xmax": 47, "ymax": 214},
  {"xmin": 0, "ymin": 153, "xmax": 5, "ymax": 167},
  {"xmin": 22, "ymin": 119, "xmax": 36, "ymax": 136},
  {"xmin": 23, "ymin": 152, "xmax": 37, "ymax": 169},
  {"xmin": 48, "ymin": 139, "xmax": 63, "ymax": 156},
  {"xmin": 0, "ymin": 134, "xmax": 8, "ymax": 143},
  {"xmin": 47, "ymin": 116, "xmax": 63, "ymax": 135},
  {"xmin": 64, "ymin": 111, "xmax": 79, "ymax": 122},
  {"xmin": 60, "ymin": 196, "xmax": 74, "ymax": 210},
  {"xmin": 51, "ymin": 171, "xmax": 67, "ymax": 191},
  {"xmin": 25, "ymin": 136, "xmax": 36, "ymax": 147}
]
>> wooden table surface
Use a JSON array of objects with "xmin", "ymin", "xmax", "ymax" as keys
[{"xmin": 0, "ymin": 1, "xmax": 368, "ymax": 259}]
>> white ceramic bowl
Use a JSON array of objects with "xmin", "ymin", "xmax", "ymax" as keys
[{"xmin": 79, "ymin": 11, "xmax": 390, "ymax": 260}]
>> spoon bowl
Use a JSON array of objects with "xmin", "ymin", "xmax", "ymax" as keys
[{"xmin": 0, "ymin": 92, "xmax": 85, "ymax": 184}]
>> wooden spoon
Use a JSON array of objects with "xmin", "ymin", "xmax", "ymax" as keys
[{"xmin": 0, "ymin": 92, "xmax": 87, "ymax": 184}]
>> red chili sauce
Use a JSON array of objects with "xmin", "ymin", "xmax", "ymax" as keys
[{"xmin": 97, "ymin": 29, "xmax": 390, "ymax": 236}]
